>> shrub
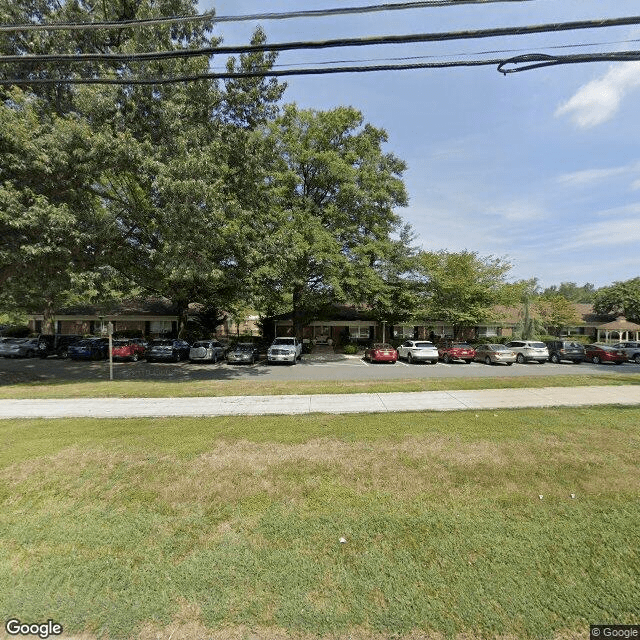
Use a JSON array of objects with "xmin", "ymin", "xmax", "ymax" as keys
[{"xmin": 342, "ymin": 344, "xmax": 359, "ymax": 355}]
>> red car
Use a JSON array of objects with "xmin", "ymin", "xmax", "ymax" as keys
[
  {"xmin": 438, "ymin": 342, "xmax": 476, "ymax": 364},
  {"xmin": 111, "ymin": 339, "xmax": 146, "ymax": 362},
  {"xmin": 584, "ymin": 344, "xmax": 627, "ymax": 365},
  {"xmin": 364, "ymin": 343, "xmax": 398, "ymax": 363}
]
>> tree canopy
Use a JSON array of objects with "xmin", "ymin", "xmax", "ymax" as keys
[
  {"xmin": 253, "ymin": 104, "xmax": 412, "ymax": 335},
  {"xmin": 415, "ymin": 251, "xmax": 516, "ymax": 337},
  {"xmin": 593, "ymin": 277, "xmax": 640, "ymax": 323}
]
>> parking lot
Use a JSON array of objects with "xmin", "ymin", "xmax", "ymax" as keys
[{"xmin": 1, "ymin": 351, "xmax": 639, "ymax": 384}]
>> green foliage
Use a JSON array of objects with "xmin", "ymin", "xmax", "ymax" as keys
[
  {"xmin": 593, "ymin": 277, "xmax": 640, "ymax": 323},
  {"xmin": 534, "ymin": 293, "xmax": 583, "ymax": 337},
  {"xmin": 416, "ymin": 250, "xmax": 515, "ymax": 337},
  {"xmin": 543, "ymin": 281, "xmax": 595, "ymax": 303},
  {"xmin": 255, "ymin": 104, "xmax": 412, "ymax": 336},
  {"xmin": 342, "ymin": 344, "xmax": 359, "ymax": 355}
]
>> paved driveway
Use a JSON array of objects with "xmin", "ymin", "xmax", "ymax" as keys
[{"xmin": 1, "ymin": 352, "xmax": 639, "ymax": 384}]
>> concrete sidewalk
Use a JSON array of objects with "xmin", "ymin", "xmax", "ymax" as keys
[{"xmin": 1, "ymin": 385, "xmax": 640, "ymax": 419}]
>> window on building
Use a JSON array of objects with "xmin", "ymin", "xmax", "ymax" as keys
[
  {"xmin": 349, "ymin": 326, "xmax": 371, "ymax": 338},
  {"xmin": 395, "ymin": 325, "xmax": 415, "ymax": 338},
  {"xmin": 150, "ymin": 320, "xmax": 173, "ymax": 335}
]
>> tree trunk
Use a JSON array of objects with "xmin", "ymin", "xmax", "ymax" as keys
[
  {"xmin": 176, "ymin": 300, "xmax": 189, "ymax": 338},
  {"xmin": 292, "ymin": 284, "xmax": 304, "ymax": 339},
  {"xmin": 42, "ymin": 299, "xmax": 56, "ymax": 335}
]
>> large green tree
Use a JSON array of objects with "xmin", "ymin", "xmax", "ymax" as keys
[
  {"xmin": 593, "ymin": 277, "xmax": 640, "ymax": 323},
  {"xmin": 1, "ymin": 0, "xmax": 286, "ymax": 334},
  {"xmin": 416, "ymin": 250, "xmax": 515, "ymax": 338},
  {"xmin": 255, "ymin": 104, "xmax": 411, "ymax": 336},
  {"xmin": 534, "ymin": 293, "xmax": 583, "ymax": 337}
]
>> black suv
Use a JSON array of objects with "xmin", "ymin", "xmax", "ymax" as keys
[
  {"xmin": 36, "ymin": 334, "xmax": 82, "ymax": 359},
  {"xmin": 545, "ymin": 340, "xmax": 586, "ymax": 364}
]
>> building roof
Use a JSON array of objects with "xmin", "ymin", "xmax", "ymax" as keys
[{"xmin": 597, "ymin": 315, "xmax": 640, "ymax": 331}]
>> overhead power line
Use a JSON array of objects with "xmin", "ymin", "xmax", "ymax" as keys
[
  {"xmin": 2, "ymin": 50, "xmax": 640, "ymax": 85},
  {"xmin": 3, "ymin": 15, "xmax": 640, "ymax": 64},
  {"xmin": 0, "ymin": 0, "xmax": 534, "ymax": 32}
]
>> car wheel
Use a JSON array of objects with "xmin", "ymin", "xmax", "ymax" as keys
[
  {"xmin": 131, "ymin": 353, "xmax": 139, "ymax": 362},
  {"xmin": 634, "ymin": 354, "xmax": 640, "ymax": 364},
  {"xmin": 58, "ymin": 349, "xmax": 69, "ymax": 359},
  {"xmin": 550, "ymin": 353, "xmax": 560, "ymax": 364},
  {"xmin": 592, "ymin": 355, "xmax": 601, "ymax": 364},
  {"xmin": 26, "ymin": 350, "xmax": 36, "ymax": 358},
  {"xmin": 485, "ymin": 356, "xmax": 492, "ymax": 365},
  {"xmin": 465, "ymin": 359, "xmax": 472, "ymax": 364},
  {"xmin": 407, "ymin": 353, "xmax": 413, "ymax": 364},
  {"xmin": 443, "ymin": 354, "xmax": 450, "ymax": 364},
  {"xmin": 516, "ymin": 354, "xmax": 525, "ymax": 364},
  {"xmin": 615, "ymin": 361, "xmax": 624, "ymax": 365},
  {"xmin": 507, "ymin": 362, "xmax": 513, "ymax": 366}
]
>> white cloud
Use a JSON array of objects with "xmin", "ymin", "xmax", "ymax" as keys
[
  {"xmin": 557, "ymin": 161, "xmax": 640, "ymax": 191},
  {"xmin": 555, "ymin": 62, "xmax": 640, "ymax": 128},
  {"xmin": 557, "ymin": 166, "xmax": 630, "ymax": 187},
  {"xmin": 564, "ymin": 217, "xmax": 640, "ymax": 250}
]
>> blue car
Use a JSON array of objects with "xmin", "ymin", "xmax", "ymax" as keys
[{"xmin": 68, "ymin": 338, "xmax": 109, "ymax": 360}]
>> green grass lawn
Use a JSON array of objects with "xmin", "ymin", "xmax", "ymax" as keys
[
  {"xmin": 1, "ymin": 372, "xmax": 640, "ymax": 399},
  {"xmin": 1, "ymin": 407, "xmax": 639, "ymax": 639}
]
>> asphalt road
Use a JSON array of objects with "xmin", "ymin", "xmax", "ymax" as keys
[{"xmin": 1, "ymin": 353, "xmax": 638, "ymax": 384}]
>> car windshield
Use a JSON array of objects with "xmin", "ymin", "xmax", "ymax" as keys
[
  {"xmin": 193, "ymin": 341, "xmax": 211, "ymax": 348},
  {"xmin": 452, "ymin": 343, "xmax": 470, "ymax": 347},
  {"xmin": 150, "ymin": 339, "xmax": 172, "ymax": 346},
  {"xmin": 492, "ymin": 345, "xmax": 510, "ymax": 351},
  {"xmin": 373, "ymin": 344, "xmax": 392, "ymax": 349},
  {"xmin": 273, "ymin": 338, "xmax": 295, "ymax": 345},
  {"xmin": 235, "ymin": 344, "xmax": 254, "ymax": 351},
  {"xmin": 414, "ymin": 342, "xmax": 435, "ymax": 348},
  {"xmin": 112, "ymin": 340, "xmax": 129, "ymax": 347},
  {"xmin": 531, "ymin": 342, "xmax": 547, "ymax": 348}
]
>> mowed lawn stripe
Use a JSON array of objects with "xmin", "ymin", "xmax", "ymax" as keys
[
  {"xmin": 1, "ymin": 372, "xmax": 640, "ymax": 400},
  {"xmin": 0, "ymin": 407, "xmax": 638, "ymax": 639}
]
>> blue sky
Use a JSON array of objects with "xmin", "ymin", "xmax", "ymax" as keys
[{"xmin": 199, "ymin": 0, "xmax": 640, "ymax": 288}]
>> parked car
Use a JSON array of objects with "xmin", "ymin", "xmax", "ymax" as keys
[
  {"xmin": 611, "ymin": 341, "xmax": 640, "ymax": 364},
  {"xmin": 267, "ymin": 337, "xmax": 302, "ymax": 365},
  {"xmin": 364, "ymin": 343, "xmax": 398, "ymax": 363},
  {"xmin": 68, "ymin": 338, "xmax": 110, "ymax": 360},
  {"xmin": 227, "ymin": 342, "xmax": 260, "ymax": 364},
  {"xmin": 0, "ymin": 337, "xmax": 41, "ymax": 358},
  {"xmin": 396, "ymin": 340, "xmax": 439, "ymax": 364},
  {"xmin": 438, "ymin": 342, "xmax": 475, "ymax": 364},
  {"xmin": 545, "ymin": 340, "xmax": 585, "ymax": 364},
  {"xmin": 189, "ymin": 340, "xmax": 226, "ymax": 363},
  {"xmin": 36, "ymin": 334, "xmax": 82, "ymax": 359},
  {"xmin": 111, "ymin": 339, "xmax": 146, "ymax": 362},
  {"xmin": 505, "ymin": 340, "xmax": 549, "ymax": 364},
  {"xmin": 474, "ymin": 343, "xmax": 516, "ymax": 365},
  {"xmin": 584, "ymin": 344, "xmax": 628, "ymax": 365},
  {"xmin": 145, "ymin": 339, "xmax": 191, "ymax": 363}
]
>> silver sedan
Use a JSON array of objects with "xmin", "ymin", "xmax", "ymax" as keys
[{"xmin": 474, "ymin": 344, "xmax": 516, "ymax": 365}]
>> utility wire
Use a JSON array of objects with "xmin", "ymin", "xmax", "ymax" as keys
[
  {"xmin": 2, "ymin": 50, "xmax": 640, "ymax": 85},
  {"xmin": 0, "ymin": 0, "xmax": 534, "ymax": 33},
  {"xmin": 255, "ymin": 36, "xmax": 640, "ymax": 70},
  {"xmin": 2, "ymin": 15, "xmax": 640, "ymax": 64}
]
